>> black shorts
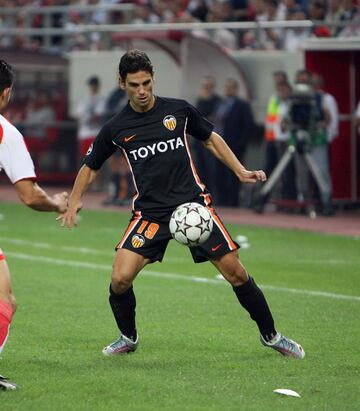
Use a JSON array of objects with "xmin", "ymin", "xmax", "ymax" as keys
[{"xmin": 115, "ymin": 208, "xmax": 239, "ymax": 263}]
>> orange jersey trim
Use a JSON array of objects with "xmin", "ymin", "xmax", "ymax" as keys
[
  {"xmin": 116, "ymin": 211, "xmax": 142, "ymax": 249},
  {"xmin": 207, "ymin": 207, "xmax": 237, "ymax": 250},
  {"xmin": 121, "ymin": 147, "xmax": 139, "ymax": 212}
]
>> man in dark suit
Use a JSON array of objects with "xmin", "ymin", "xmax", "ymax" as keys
[
  {"xmin": 213, "ymin": 78, "xmax": 255, "ymax": 206},
  {"xmin": 194, "ymin": 76, "xmax": 223, "ymax": 194}
]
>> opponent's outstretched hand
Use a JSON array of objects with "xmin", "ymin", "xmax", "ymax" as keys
[
  {"xmin": 52, "ymin": 191, "xmax": 69, "ymax": 213},
  {"xmin": 239, "ymin": 169, "xmax": 267, "ymax": 184},
  {"xmin": 56, "ymin": 201, "xmax": 83, "ymax": 229}
]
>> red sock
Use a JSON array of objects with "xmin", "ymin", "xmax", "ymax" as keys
[{"xmin": 0, "ymin": 300, "xmax": 13, "ymax": 354}]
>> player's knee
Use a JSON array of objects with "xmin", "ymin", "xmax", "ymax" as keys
[
  {"xmin": 111, "ymin": 275, "xmax": 133, "ymax": 295},
  {"xmin": 0, "ymin": 291, "xmax": 16, "ymax": 313},
  {"xmin": 225, "ymin": 264, "xmax": 249, "ymax": 287}
]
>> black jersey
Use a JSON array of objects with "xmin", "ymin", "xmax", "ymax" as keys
[{"xmin": 85, "ymin": 96, "xmax": 214, "ymax": 220}]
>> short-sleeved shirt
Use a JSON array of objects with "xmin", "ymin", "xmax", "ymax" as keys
[
  {"xmin": 0, "ymin": 114, "xmax": 36, "ymax": 183},
  {"xmin": 85, "ymin": 96, "xmax": 214, "ymax": 221}
]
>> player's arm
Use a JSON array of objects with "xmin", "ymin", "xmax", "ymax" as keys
[
  {"xmin": 57, "ymin": 164, "xmax": 98, "ymax": 228},
  {"xmin": 203, "ymin": 132, "xmax": 266, "ymax": 183},
  {"xmin": 15, "ymin": 179, "xmax": 68, "ymax": 213}
]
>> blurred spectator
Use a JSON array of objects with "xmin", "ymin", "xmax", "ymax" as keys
[
  {"xmin": 187, "ymin": 0, "xmax": 209, "ymax": 22},
  {"xmin": 206, "ymin": 1, "xmax": 238, "ymax": 49},
  {"xmin": 325, "ymin": 0, "xmax": 343, "ymax": 35},
  {"xmin": 313, "ymin": 73, "xmax": 339, "ymax": 143},
  {"xmin": 339, "ymin": 0, "xmax": 358, "ymax": 25},
  {"xmin": 280, "ymin": 0, "xmax": 300, "ymax": 19},
  {"xmin": 264, "ymin": 70, "xmax": 288, "ymax": 177},
  {"xmin": 273, "ymin": 81, "xmax": 297, "ymax": 199},
  {"xmin": 196, "ymin": 75, "xmax": 223, "ymax": 123},
  {"xmin": 337, "ymin": 0, "xmax": 359, "ymax": 36},
  {"xmin": 101, "ymin": 84, "xmax": 132, "ymax": 206},
  {"xmin": 193, "ymin": 75, "xmax": 223, "ymax": 195},
  {"xmin": 213, "ymin": 78, "xmax": 255, "ymax": 206},
  {"xmin": 75, "ymin": 75, "xmax": 106, "ymax": 161},
  {"xmin": 231, "ymin": 0, "xmax": 251, "ymax": 21},
  {"xmin": 133, "ymin": 4, "xmax": 160, "ymax": 24},
  {"xmin": 23, "ymin": 90, "xmax": 57, "ymax": 168},
  {"xmin": 262, "ymin": 70, "xmax": 297, "ymax": 200},
  {"xmin": 294, "ymin": 69, "xmax": 334, "ymax": 215},
  {"xmin": 25, "ymin": 91, "xmax": 55, "ymax": 139},
  {"xmin": 64, "ymin": 10, "xmax": 88, "ymax": 51},
  {"xmin": 283, "ymin": 6, "xmax": 311, "ymax": 52},
  {"xmin": 295, "ymin": 68, "xmax": 312, "ymax": 84},
  {"xmin": 256, "ymin": 0, "xmax": 286, "ymax": 49},
  {"xmin": 309, "ymin": 0, "xmax": 331, "ymax": 37}
]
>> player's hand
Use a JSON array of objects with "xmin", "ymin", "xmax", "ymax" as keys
[
  {"xmin": 239, "ymin": 169, "xmax": 267, "ymax": 184},
  {"xmin": 56, "ymin": 201, "xmax": 82, "ymax": 228},
  {"xmin": 52, "ymin": 191, "xmax": 69, "ymax": 213}
]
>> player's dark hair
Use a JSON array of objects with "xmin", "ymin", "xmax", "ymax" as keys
[
  {"xmin": 0, "ymin": 59, "xmax": 14, "ymax": 93},
  {"xmin": 119, "ymin": 50, "xmax": 154, "ymax": 80}
]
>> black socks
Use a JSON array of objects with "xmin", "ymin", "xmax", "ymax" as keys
[
  {"xmin": 109, "ymin": 285, "xmax": 137, "ymax": 341},
  {"xmin": 232, "ymin": 277, "xmax": 277, "ymax": 342},
  {"xmin": 108, "ymin": 277, "xmax": 276, "ymax": 343}
]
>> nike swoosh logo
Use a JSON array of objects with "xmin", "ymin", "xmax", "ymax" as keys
[
  {"xmin": 211, "ymin": 243, "xmax": 223, "ymax": 252},
  {"xmin": 124, "ymin": 134, "xmax": 136, "ymax": 142}
]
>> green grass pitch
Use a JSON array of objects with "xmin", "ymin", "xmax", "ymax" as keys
[{"xmin": 0, "ymin": 202, "xmax": 359, "ymax": 410}]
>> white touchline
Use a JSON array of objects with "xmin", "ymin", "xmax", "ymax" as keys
[
  {"xmin": 0, "ymin": 236, "xmax": 185, "ymax": 263},
  {"xmin": 1, "ymin": 237, "xmax": 357, "ymax": 266},
  {"xmin": 5, "ymin": 251, "xmax": 360, "ymax": 303}
]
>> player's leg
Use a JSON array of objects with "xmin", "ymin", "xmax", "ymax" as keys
[
  {"xmin": 110, "ymin": 248, "xmax": 150, "ymax": 339},
  {"xmin": 211, "ymin": 251, "xmax": 277, "ymax": 340},
  {"xmin": 103, "ymin": 215, "xmax": 171, "ymax": 356},
  {"xmin": 0, "ymin": 249, "xmax": 18, "ymax": 390},
  {"xmin": 103, "ymin": 248, "xmax": 150, "ymax": 356},
  {"xmin": 0, "ymin": 251, "xmax": 16, "ymax": 355},
  {"xmin": 211, "ymin": 251, "xmax": 305, "ymax": 358}
]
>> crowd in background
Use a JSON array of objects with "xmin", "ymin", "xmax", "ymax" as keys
[
  {"xmin": 0, "ymin": 0, "xmax": 358, "ymax": 51},
  {"xmin": 3, "ymin": 64, "xmax": 359, "ymax": 214}
]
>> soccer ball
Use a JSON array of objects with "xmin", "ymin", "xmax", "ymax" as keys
[{"xmin": 169, "ymin": 202, "xmax": 213, "ymax": 247}]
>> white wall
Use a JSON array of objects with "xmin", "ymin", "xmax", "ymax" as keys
[
  {"xmin": 231, "ymin": 50, "xmax": 304, "ymax": 122},
  {"xmin": 68, "ymin": 49, "xmax": 182, "ymax": 116}
]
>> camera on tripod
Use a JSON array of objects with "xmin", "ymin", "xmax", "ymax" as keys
[
  {"xmin": 287, "ymin": 83, "xmax": 317, "ymax": 153},
  {"xmin": 253, "ymin": 82, "xmax": 332, "ymax": 215}
]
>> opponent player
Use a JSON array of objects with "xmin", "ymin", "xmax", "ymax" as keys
[
  {"xmin": 59, "ymin": 50, "xmax": 305, "ymax": 360},
  {"xmin": 0, "ymin": 59, "xmax": 68, "ymax": 390}
]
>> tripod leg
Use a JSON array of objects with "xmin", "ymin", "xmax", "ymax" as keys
[
  {"xmin": 260, "ymin": 145, "xmax": 296, "ymax": 197},
  {"xmin": 253, "ymin": 145, "xmax": 295, "ymax": 214},
  {"xmin": 303, "ymin": 152, "xmax": 331, "ymax": 204}
]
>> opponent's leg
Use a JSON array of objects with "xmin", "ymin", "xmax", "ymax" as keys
[
  {"xmin": 0, "ymin": 251, "xmax": 16, "ymax": 355},
  {"xmin": 0, "ymin": 250, "xmax": 18, "ymax": 390},
  {"xmin": 211, "ymin": 251, "xmax": 305, "ymax": 358},
  {"xmin": 103, "ymin": 248, "xmax": 150, "ymax": 356}
]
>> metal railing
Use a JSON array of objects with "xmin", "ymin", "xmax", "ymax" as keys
[{"xmin": 0, "ymin": 3, "xmax": 355, "ymax": 52}]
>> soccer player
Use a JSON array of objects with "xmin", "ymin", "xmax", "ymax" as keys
[
  {"xmin": 59, "ymin": 50, "xmax": 305, "ymax": 359},
  {"xmin": 0, "ymin": 60, "xmax": 68, "ymax": 390}
]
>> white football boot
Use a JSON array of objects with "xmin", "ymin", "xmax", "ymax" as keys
[{"xmin": 260, "ymin": 333, "xmax": 305, "ymax": 359}]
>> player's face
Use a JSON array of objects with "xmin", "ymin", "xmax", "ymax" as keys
[
  {"xmin": 121, "ymin": 71, "xmax": 155, "ymax": 112},
  {"xmin": 0, "ymin": 87, "xmax": 11, "ymax": 113}
]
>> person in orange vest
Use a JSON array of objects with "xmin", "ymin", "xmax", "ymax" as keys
[{"xmin": 264, "ymin": 71, "xmax": 287, "ymax": 177}]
